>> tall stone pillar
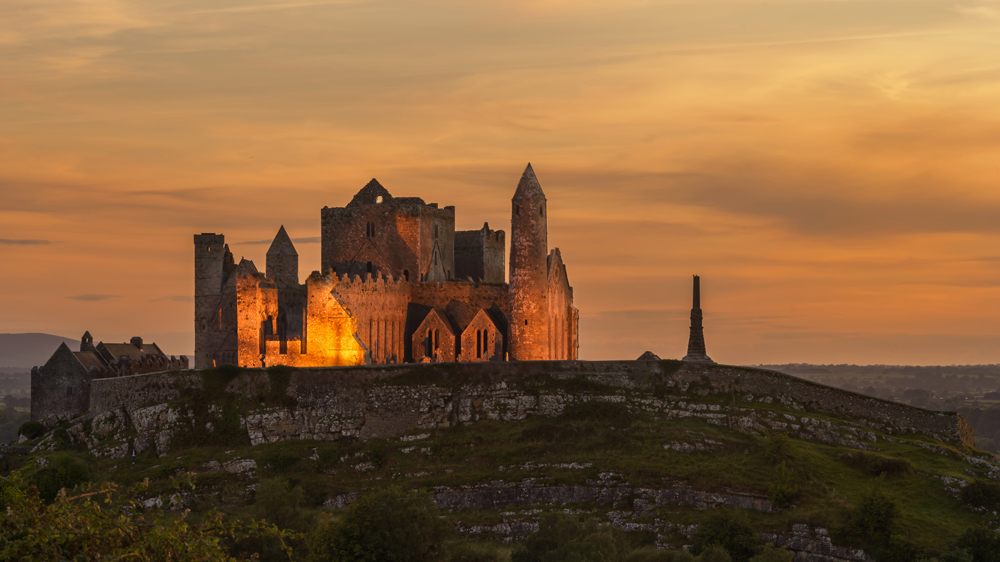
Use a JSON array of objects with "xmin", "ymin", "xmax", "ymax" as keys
[
  {"xmin": 508, "ymin": 163, "xmax": 549, "ymax": 361},
  {"xmin": 682, "ymin": 275, "xmax": 714, "ymax": 363}
]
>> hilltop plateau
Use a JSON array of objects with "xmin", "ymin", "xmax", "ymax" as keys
[{"xmin": 3, "ymin": 360, "xmax": 1000, "ymax": 561}]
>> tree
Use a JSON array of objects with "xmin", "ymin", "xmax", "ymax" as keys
[{"xmin": 309, "ymin": 487, "xmax": 451, "ymax": 562}]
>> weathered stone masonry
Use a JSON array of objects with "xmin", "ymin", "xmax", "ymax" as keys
[{"xmin": 195, "ymin": 163, "xmax": 578, "ymax": 371}]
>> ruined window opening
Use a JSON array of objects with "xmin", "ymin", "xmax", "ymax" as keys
[
  {"xmin": 515, "ymin": 204, "xmax": 519, "ymax": 215},
  {"xmin": 426, "ymin": 330, "xmax": 432, "ymax": 357},
  {"xmin": 476, "ymin": 330, "xmax": 482, "ymax": 359},
  {"xmin": 525, "ymin": 320, "xmax": 529, "ymax": 326},
  {"xmin": 376, "ymin": 195, "xmax": 383, "ymax": 204},
  {"xmin": 367, "ymin": 261, "xmax": 373, "ymax": 273},
  {"xmin": 67, "ymin": 386, "xmax": 73, "ymax": 396},
  {"xmin": 403, "ymin": 269, "xmax": 409, "ymax": 281},
  {"xmin": 433, "ymin": 224, "xmax": 439, "ymax": 239},
  {"xmin": 434, "ymin": 329, "xmax": 440, "ymax": 350},
  {"xmin": 540, "ymin": 205, "xmax": 544, "ymax": 216}
]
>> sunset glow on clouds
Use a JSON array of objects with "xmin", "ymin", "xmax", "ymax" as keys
[{"xmin": 3, "ymin": 0, "xmax": 1000, "ymax": 364}]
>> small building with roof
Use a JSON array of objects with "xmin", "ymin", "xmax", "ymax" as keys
[{"xmin": 31, "ymin": 332, "xmax": 188, "ymax": 421}]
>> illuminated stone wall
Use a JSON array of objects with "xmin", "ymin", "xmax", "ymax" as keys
[
  {"xmin": 547, "ymin": 249, "xmax": 579, "ymax": 360},
  {"xmin": 331, "ymin": 273, "xmax": 410, "ymax": 364}
]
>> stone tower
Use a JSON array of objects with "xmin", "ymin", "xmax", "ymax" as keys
[
  {"xmin": 266, "ymin": 225, "xmax": 299, "ymax": 287},
  {"xmin": 683, "ymin": 275, "xmax": 713, "ymax": 363},
  {"xmin": 508, "ymin": 163, "xmax": 549, "ymax": 361},
  {"xmin": 194, "ymin": 233, "xmax": 226, "ymax": 369}
]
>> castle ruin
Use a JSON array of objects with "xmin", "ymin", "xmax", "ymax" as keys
[{"xmin": 194, "ymin": 164, "xmax": 579, "ymax": 369}]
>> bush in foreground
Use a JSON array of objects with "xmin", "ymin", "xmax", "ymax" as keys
[
  {"xmin": 309, "ymin": 487, "xmax": 451, "ymax": 562},
  {"xmin": 512, "ymin": 512, "xmax": 627, "ymax": 562},
  {"xmin": 0, "ymin": 471, "xmax": 292, "ymax": 561}
]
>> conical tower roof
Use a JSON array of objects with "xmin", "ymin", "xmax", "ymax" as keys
[
  {"xmin": 347, "ymin": 178, "xmax": 393, "ymax": 208},
  {"xmin": 266, "ymin": 225, "xmax": 297, "ymax": 257},
  {"xmin": 513, "ymin": 163, "xmax": 545, "ymax": 199}
]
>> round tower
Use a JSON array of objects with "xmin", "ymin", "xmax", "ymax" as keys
[
  {"xmin": 194, "ymin": 233, "xmax": 226, "ymax": 369},
  {"xmin": 508, "ymin": 163, "xmax": 549, "ymax": 361}
]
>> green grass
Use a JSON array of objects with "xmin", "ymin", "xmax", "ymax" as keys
[{"xmin": 11, "ymin": 394, "xmax": 999, "ymax": 558}]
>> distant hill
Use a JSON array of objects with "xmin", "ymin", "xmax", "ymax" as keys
[{"xmin": 0, "ymin": 333, "xmax": 79, "ymax": 369}]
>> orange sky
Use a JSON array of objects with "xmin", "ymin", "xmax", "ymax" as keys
[{"xmin": 3, "ymin": 0, "xmax": 1000, "ymax": 365}]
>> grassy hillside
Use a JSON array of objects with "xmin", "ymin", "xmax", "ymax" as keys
[{"xmin": 7, "ymin": 385, "xmax": 1000, "ymax": 560}]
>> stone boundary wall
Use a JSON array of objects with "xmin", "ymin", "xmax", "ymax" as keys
[
  {"xmin": 89, "ymin": 370, "xmax": 202, "ymax": 415},
  {"xmin": 87, "ymin": 360, "xmax": 974, "ymax": 449}
]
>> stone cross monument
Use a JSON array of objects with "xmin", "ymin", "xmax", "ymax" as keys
[{"xmin": 682, "ymin": 275, "xmax": 714, "ymax": 363}]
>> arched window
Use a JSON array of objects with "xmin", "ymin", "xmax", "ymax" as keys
[
  {"xmin": 434, "ymin": 329, "xmax": 440, "ymax": 350},
  {"xmin": 476, "ymin": 330, "xmax": 482, "ymax": 359},
  {"xmin": 426, "ymin": 329, "xmax": 432, "ymax": 357}
]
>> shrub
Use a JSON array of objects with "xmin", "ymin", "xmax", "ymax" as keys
[
  {"xmin": 749, "ymin": 545, "xmax": 793, "ymax": 562},
  {"xmin": 365, "ymin": 439, "xmax": 389, "ymax": 468},
  {"xmin": 951, "ymin": 525, "xmax": 1000, "ymax": 562},
  {"xmin": 845, "ymin": 452, "xmax": 913, "ymax": 477},
  {"xmin": 309, "ymin": 487, "xmax": 451, "ymax": 562},
  {"xmin": 259, "ymin": 450, "xmax": 300, "ymax": 473},
  {"xmin": 0, "ymin": 475, "xmax": 292, "ymax": 560},
  {"xmin": 512, "ymin": 512, "xmax": 627, "ymax": 562},
  {"xmin": 842, "ymin": 488, "xmax": 898, "ymax": 547},
  {"xmin": 960, "ymin": 480, "xmax": 1000, "ymax": 508},
  {"xmin": 252, "ymin": 477, "xmax": 313, "ymax": 531},
  {"xmin": 560, "ymin": 401, "xmax": 633, "ymax": 429},
  {"xmin": 698, "ymin": 546, "xmax": 732, "ymax": 562},
  {"xmin": 18, "ymin": 421, "xmax": 45, "ymax": 440},
  {"xmin": 763, "ymin": 433, "xmax": 790, "ymax": 465},
  {"xmin": 28, "ymin": 453, "xmax": 93, "ymax": 503},
  {"xmin": 768, "ymin": 463, "xmax": 798, "ymax": 509},
  {"xmin": 691, "ymin": 509, "xmax": 760, "ymax": 562}
]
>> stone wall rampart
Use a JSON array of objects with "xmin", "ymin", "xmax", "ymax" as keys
[{"xmin": 86, "ymin": 360, "xmax": 974, "ymax": 451}]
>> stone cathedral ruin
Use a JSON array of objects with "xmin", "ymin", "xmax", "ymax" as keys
[{"xmin": 194, "ymin": 163, "xmax": 579, "ymax": 369}]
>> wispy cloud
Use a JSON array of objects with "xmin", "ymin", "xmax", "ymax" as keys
[
  {"xmin": 150, "ymin": 295, "xmax": 195, "ymax": 302},
  {"xmin": 67, "ymin": 294, "xmax": 120, "ymax": 302},
  {"xmin": 0, "ymin": 239, "xmax": 51, "ymax": 245}
]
